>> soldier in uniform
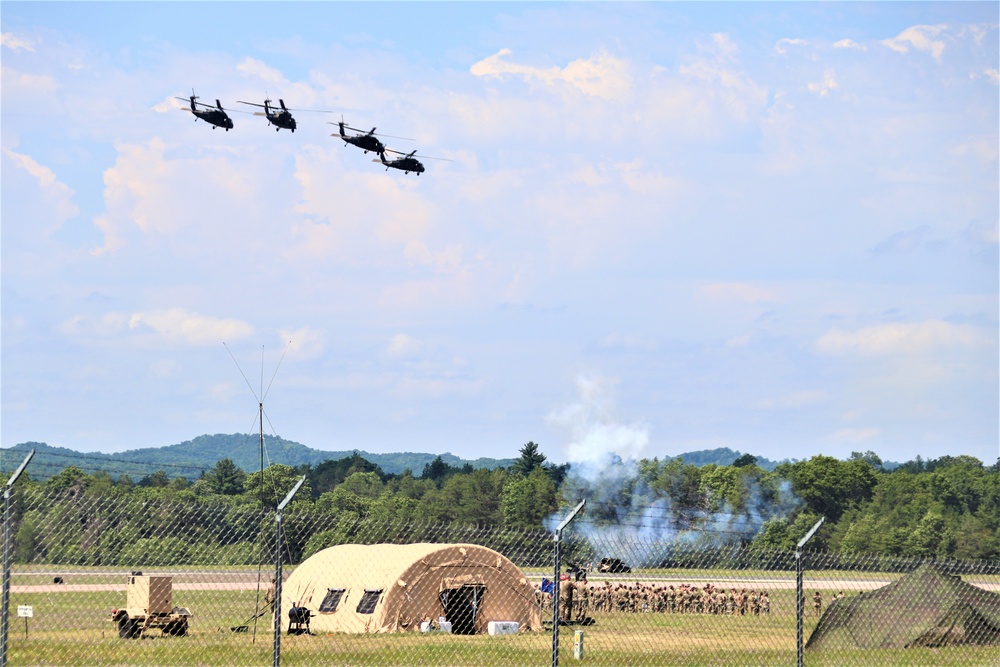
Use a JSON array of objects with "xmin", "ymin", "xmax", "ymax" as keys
[
  {"xmin": 559, "ymin": 578, "xmax": 576, "ymax": 622},
  {"xmin": 812, "ymin": 591, "xmax": 822, "ymax": 616},
  {"xmin": 576, "ymin": 580, "xmax": 591, "ymax": 620},
  {"xmin": 264, "ymin": 576, "xmax": 276, "ymax": 612},
  {"xmin": 761, "ymin": 591, "xmax": 771, "ymax": 615}
]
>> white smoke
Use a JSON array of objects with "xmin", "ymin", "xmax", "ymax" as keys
[
  {"xmin": 545, "ymin": 375, "xmax": 801, "ymax": 565},
  {"xmin": 546, "ymin": 375, "xmax": 649, "ymax": 464}
]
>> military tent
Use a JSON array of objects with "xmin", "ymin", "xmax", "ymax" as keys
[
  {"xmin": 806, "ymin": 563, "xmax": 1000, "ymax": 650},
  {"xmin": 280, "ymin": 543, "xmax": 542, "ymax": 634}
]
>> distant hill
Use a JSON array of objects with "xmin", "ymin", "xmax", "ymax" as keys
[
  {"xmin": 663, "ymin": 447, "xmax": 784, "ymax": 471},
  {"xmin": 1, "ymin": 436, "xmax": 516, "ymax": 481},
  {"xmin": 1, "ymin": 439, "xmax": 893, "ymax": 482}
]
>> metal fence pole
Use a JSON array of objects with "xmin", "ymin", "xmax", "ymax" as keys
[
  {"xmin": 795, "ymin": 516, "xmax": 824, "ymax": 667},
  {"xmin": 272, "ymin": 475, "xmax": 305, "ymax": 667},
  {"xmin": 1, "ymin": 451, "xmax": 34, "ymax": 667},
  {"xmin": 551, "ymin": 499, "xmax": 585, "ymax": 667}
]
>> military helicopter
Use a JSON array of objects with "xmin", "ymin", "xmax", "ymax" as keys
[
  {"xmin": 175, "ymin": 90, "xmax": 235, "ymax": 131},
  {"xmin": 375, "ymin": 149, "xmax": 451, "ymax": 175},
  {"xmin": 236, "ymin": 97, "xmax": 331, "ymax": 132},
  {"xmin": 330, "ymin": 118, "xmax": 412, "ymax": 156}
]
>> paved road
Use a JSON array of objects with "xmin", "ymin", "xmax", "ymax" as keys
[{"xmin": 13, "ymin": 571, "xmax": 1000, "ymax": 593}]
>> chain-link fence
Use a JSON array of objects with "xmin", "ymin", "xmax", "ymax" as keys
[{"xmin": 2, "ymin": 484, "xmax": 998, "ymax": 666}]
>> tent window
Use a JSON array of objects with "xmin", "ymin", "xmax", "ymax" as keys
[
  {"xmin": 319, "ymin": 588, "xmax": 346, "ymax": 613},
  {"xmin": 356, "ymin": 589, "xmax": 382, "ymax": 614}
]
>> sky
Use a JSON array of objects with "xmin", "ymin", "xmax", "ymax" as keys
[{"xmin": 1, "ymin": 2, "xmax": 997, "ymax": 468}]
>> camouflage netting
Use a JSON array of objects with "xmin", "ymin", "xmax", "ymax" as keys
[{"xmin": 806, "ymin": 562, "xmax": 1000, "ymax": 650}]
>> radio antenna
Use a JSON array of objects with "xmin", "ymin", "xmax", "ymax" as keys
[{"xmin": 223, "ymin": 340, "xmax": 292, "ymax": 643}]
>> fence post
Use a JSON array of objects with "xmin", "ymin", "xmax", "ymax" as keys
[
  {"xmin": 551, "ymin": 499, "xmax": 585, "ymax": 667},
  {"xmin": 795, "ymin": 516, "xmax": 824, "ymax": 667},
  {"xmin": 272, "ymin": 475, "xmax": 306, "ymax": 667},
  {"xmin": 1, "ymin": 450, "xmax": 34, "ymax": 667}
]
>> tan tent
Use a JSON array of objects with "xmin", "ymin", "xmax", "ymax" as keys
[{"xmin": 280, "ymin": 543, "xmax": 542, "ymax": 634}]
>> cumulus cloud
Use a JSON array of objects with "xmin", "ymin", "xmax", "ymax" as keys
[
  {"xmin": 279, "ymin": 326, "xmax": 326, "ymax": 360},
  {"xmin": 387, "ymin": 333, "xmax": 423, "ymax": 358},
  {"xmin": 470, "ymin": 48, "xmax": 631, "ymax": 100},
  {"xmin": 807, "ymin": 69, "xmax": 838, "ymax": 96},
  {"xmin": 833, "ymin": 38, "xmax": 865, "ymax": 51},
  {"xmin": 58, "ymin": 309, "xmax": 254, "ymax": 346},
  {"xmin": 237, "ymin": 56, "xmax": 286, "ymax": 83},
  {"xmin": 882, "ymin": 24, "xmax": 948, "ymax": 61},
  {"xmin": 1, "ymin": 32, "xmax": 35, "ymax": 52},
  {"xmin": 128, "ymin": 309, "xmax": 255, "ymax": 345},
  {"xmin": 774, "ymin": 38, "xmax": 807, "ymax": 55},
  {"xmin": 2, "ymin": 148, "xmax": 79, "ymax": 225},
  {"xmin": 1, "ymin": 67, "xmax": 59, "ymax": 96},
  {"xmin": 816, "ymin": 320, "xmax": 988, "ymax": 356},
  {"xmin": 676, "ymin": 35, "xmax": 768, "ymax": 123}
]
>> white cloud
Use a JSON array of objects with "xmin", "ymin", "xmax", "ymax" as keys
[
  {"xmin": 237, "ymin": 57, "xmax": 286, "ymax": 84},
  {"xmin": 387, "ymin": 333, "xmax": 423, "ymax": 358},
  {"xmin": 807, "ymin": 69, "xmax": 838, "ymax": 97},
  {"xmin": 2, "ymin": 148, "xmax": 79, "ymax": 226},
  {"xmin": 470, "ymin": 48, "xmax": 632, "ymax": 101},
  {"xmin": 816, "ymin": 320, "xmax": 989, "ymax": 357},
  {"xmin": 279, "ymin": 326, "xmax": 327, "ymax": 360},
  {"xmin": 1, "ymin": 32, "xmax": 35, "ymax": 52},
  {"xmin": 710, "ymin": 33, "xmax": 740, "ymax": 59},
  {"xmin": 983, "ymin": 68, "xmax": 999, "ymax": 85},
  {"xmin": 676, "ymin": 39, "xmax": 768, "ymax": 123},
  {"xmin": 882, "ymin": 24, "xmax": 948, "ymax": 61},
  {"xmin": 833, "ymin": 38, "xmax": 865, "ymax": 51},
  {"xmin": 774, "ymin": 38, "xmax": 807, "ymax": 55},
  {"xmin": 128, "ymin": 309, "xmax": 255, "ymax": 346},
  {"xmin": 58, "ymin": 310, "xmax": 253, "ymax": 346}
]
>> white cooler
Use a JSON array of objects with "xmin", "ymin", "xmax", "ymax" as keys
[
  {"xmin": 487, "ymin": 621, "xmax": 519, "ymax": 635},
  {"xmin": 420, "ymin": 620, "xmax": 452, "ymax": 633}
]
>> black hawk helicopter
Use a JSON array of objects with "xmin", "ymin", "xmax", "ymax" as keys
[
  {"xmin": 236, "ymin": 97, "xmax": 331, "ymax": 132},
  {"xmin": 375, "ymin": 149, "xmax": 451, "ymax": 175},
  {"xmin": 330, "ymin": 118, "xmax": 412, "ymax": 156},
  {"xmin": 175, "ymin": 90, "xmax": 234, "ymax": 131}
]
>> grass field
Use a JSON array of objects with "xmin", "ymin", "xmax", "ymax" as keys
[{"xmin": 5, "ymin": 572, "xmax": 998, "ymax": 666}]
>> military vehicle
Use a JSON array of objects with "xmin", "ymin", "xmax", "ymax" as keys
[
  {"xmin": 597, "ymin": 557, "xmax": 631, "ymax": 574},
  {"xmin": 110, "ymin": 574, "xmax": 192, "ymax": 638}
]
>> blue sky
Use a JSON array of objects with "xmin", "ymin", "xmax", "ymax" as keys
[{"xmin": 2, "ymin": 2, "xmax": 997, "ymax": 467}]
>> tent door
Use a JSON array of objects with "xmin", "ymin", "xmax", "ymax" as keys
[{"xmin": 439, "ymin": 584, "xmax": 486, "ymax": 635}]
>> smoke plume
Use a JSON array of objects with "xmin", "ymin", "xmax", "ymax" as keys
[{"xmin": 545, "ymin": 375, "xmax": 800, "ymax": 566}]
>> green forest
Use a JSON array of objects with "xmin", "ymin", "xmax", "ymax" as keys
[{"xmin": 6, "ymin": 444, "xmax": 999, "ymax": 566}]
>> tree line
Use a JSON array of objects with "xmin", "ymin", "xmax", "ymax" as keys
[{"xmin": 6, "ymin": 444, "xmax": 999, "ymax": 566}]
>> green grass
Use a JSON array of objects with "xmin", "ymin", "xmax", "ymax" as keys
[{"xmin": 6, "ymin": 579, "xmax": 997, "ymax": 666}]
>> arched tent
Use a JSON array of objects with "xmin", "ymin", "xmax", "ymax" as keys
[
  {"xmin": 807, "ymin": 563, "xmax": 1000, "ymax": 650},
  {"xmin": 280, "ymin": 543, "xmax": 543, "ymax": 634}
]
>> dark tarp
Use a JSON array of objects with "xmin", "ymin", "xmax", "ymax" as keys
[{"xmin": 806, "ymin": 563, "xmax": 1000, "ymax": 650}]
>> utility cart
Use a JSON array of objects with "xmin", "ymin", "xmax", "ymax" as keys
[{"xmin": 110, "ymin": 575, "xmax": 192, "ymax": 639}]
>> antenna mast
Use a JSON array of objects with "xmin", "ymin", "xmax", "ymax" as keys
[{"xmin": 223, "ymin": 341, "xmax": 292, "ymax": 643}]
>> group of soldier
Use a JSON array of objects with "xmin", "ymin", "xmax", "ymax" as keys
[{"xmin": 540, "ymin": 578, "xmax": 772, "ymax": 621}]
